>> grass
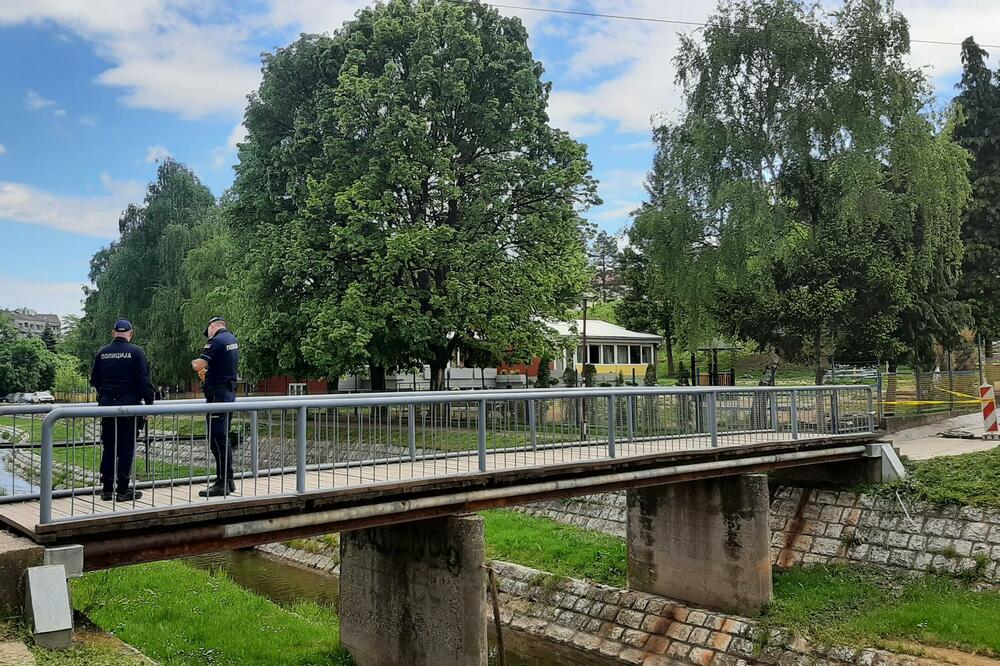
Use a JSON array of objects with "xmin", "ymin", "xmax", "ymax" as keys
[
  {"xmin": 482, "ymin": 511, "xmax": 1000, "ymax": 656},
  {"xmin": 0, "ymin": 620, "xmax": 148, "ymax": 665},
  {"xmin": 73, "ymin": 560, "xmax": 351, "ymax": 666},
  {"xmin": 765, "ymin": 566, "xmax": 1000, "ymax": 656},
  {"xmin": 481, "ymin": 509, "xmax": 627, "ymax": 587},
  {"xmin": 32, "ymin": 636, "xmax": 150, "ymax": 666},
  {"xmin": 876, "ymin": 448, "xmax": 1000, "ymax": 509}
]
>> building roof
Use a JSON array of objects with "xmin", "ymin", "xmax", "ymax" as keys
[
  {"xmin": 2, "ymin": 309, "xmax": 61, "ymax": 335},
  {"xmin": 547, "ymin": 319, "xmax": 662, "ymax": 343}
]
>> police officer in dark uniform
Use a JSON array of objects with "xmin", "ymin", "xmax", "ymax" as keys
[
  {"xmin": 90, "ymin": 319, "xmax": 154, "ymax": 502},
  {"xmin": 191, "ymin": 316, "xmax": 240, "ymax": 497}
]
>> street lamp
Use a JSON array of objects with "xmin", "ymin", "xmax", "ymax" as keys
[
  {"xmin": 580, "ymin": 292, "xmax": 595, "ymax": 380},
  {"xmin": 579, "ymin": 292, "xmax": 595, "ymax": 440}
]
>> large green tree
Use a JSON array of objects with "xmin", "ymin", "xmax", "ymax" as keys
[
  {"xmin": 0, "ymin": 320, "xmax": 58, "ymax": 395},
  {"xmin": 616, "ymin": 239, "xmax": 677, "ymax": 374},
  {"xmin": 954, "ymin": 37, "xmax": 1000, "ymax": 340},
  {"xmin": 230, "ymin": 0, "xmax": 598, "ymax": 390},
  {"xmin": 74, "ymin": 160, "xmax": 217, "ymax": 388},
  {"xmin": 640, "ymin": 0, "xmax": 969, "ymax": 382},
  {"xmin": 590, "ymin": 230, "xmax": 619, "ymax": 302}
]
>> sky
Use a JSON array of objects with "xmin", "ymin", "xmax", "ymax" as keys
[{"xmin": 0, "ymin": 0, "xmax": 997, "ymax": 318}]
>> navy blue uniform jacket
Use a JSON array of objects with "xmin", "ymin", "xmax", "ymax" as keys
[{"xmin": 90, "ymin": 338, "xmax": 155, "ymax": 406}]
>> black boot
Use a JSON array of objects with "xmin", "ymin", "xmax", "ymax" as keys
[
  {"xmin": 100, "ymin": 488, "xmax": 114, "ymax": 502},
  {"xmin": 116, "ymin": 488, "xmax": 143, "ymax": 501},
  {"xmin": 199, "ymin": 480, "xmax": 236, "ymax": 497}
]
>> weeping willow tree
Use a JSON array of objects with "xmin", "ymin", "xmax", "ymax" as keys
[
  {"xmin": 73, "ymin": 160, "xmax": 220, "ymax": 388},
  {"xmin": 638, "ymin": 0, "xmax": 970, "ymax": 383}
]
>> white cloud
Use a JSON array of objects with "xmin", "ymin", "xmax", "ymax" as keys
[
  {"xmin": 144, "ymin": 145, "xmax": 171, "ymax": 163},
  {"xmin": 2, "ymin": 3, "xmax": 257, "ymax": 119},
  {"xmin": 899, "ymin": 0, "xmax": 1000, "ymax": 87},
  {"xmin": 0, "ymin": 144, "xmax": 6, "ymax": 156},
  {"xmin": 543, "ymin": 0, "xmax": 1000, "ymax": 137},
  {"xmin": 0, "ymin": 278, "xmax": 86, "ymax": 318},
  {"xmin": 52, "ymin": 108, "xmax": 67, "ymax": 117},
  {"xmin": 210, "ymin": 122, "xmax": 247, "ymax": 169},
  {"xmin": 0, "ymin": 174, "xmax": 144, "ymax": 238},
  {"xmin": 79, "ymin": 114, "xmax": 98, "ymax": 126},
  {"xmin": 265, "ymin": 0, "xmax": 369, "ymax": 33},
  {"xmin": 24, "ymin": 89, "xmax": 55, "ymax": 110}
]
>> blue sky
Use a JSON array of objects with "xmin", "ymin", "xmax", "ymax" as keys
[{"xmin": 0, "ymin": 0, "xmax": 994, "ymax": 317}]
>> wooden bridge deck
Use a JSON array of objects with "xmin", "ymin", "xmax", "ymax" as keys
[{"xmin": 0, "ymin": 430, "xmax": 876, "ymax": 548}]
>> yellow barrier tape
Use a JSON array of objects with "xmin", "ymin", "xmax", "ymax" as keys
[
  {"xmin": 880, "ymin": 399, "xmax": 981, "ymax": 406},
  {"xmin": 935, "ymin": 386, "xmax": 981, "ymax": 400}
]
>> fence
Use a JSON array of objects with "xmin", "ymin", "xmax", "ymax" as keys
[
  {"xmin": 876, "ymin": 369, "xmax": 985, "ymax": 418},
  {"xmin": 0, "ymin": 385, "xmax": 873, "ymax": 525}
]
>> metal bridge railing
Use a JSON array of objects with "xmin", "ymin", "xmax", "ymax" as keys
[{"xmin": 0, "ymin": 385, "xmax": 874, "ymax": 525}]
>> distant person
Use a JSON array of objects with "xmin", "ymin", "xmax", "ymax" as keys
[
  {"xmin": 90, "ymin": 319, "xmax": 154, "ymax": 502},
  {"xmin": 191, "ymin": 317, "xmax": 240, "ymax": 497}
]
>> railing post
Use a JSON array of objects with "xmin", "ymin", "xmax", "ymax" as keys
[
  {"xmin": 40, "ymin": 416, "xmax": 53, "ymax": 524},
  {"xmin": 831, "ymin": 389, "xmax": 840, "ymax": 435},
  {"xmin": 769, "ymin": 392, "xmax": 779, "ymax": 434},
  {"xmin": 790, "ymin": 390, "xmax": 799, "ymax": 440},
  {"xmin": 626, "ymin": 395, "xmax": 635, "ymax": 442},
  {"xmin": 866, "ymin": 387, "xmax": 875, "ymax": 433},
  {"xmin": 607, "ymin": 395, "xmax": 616, "ymax": 458},
  {"xmin": 527, "ymin": 399, "xmax": 537, "ymax": 451},
  {"xmin": 249, "ymin": 410, "xmax": 259, "ymax": 478},
  {"xmin": 708, "ymin": 391, "xmax": 718, "ymax": 448},
  {"xmin": 478, "ymin": 399, "xmax": 487, "ymax": 472},
  {"xmin": 408, "ymin": 403, "xmax": 417, "ymax": 461},
  {"xmin": 296, "ymin": 406, "xmax": 307, "ymax": 493}
]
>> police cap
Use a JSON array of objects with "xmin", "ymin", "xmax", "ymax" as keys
[
  {"xmin": 113, "ymin": 319, "xmax": 133, "ymax": 332},
  {"xmin": 203, "ymin": 316, "xmax": 226, "ymax": 338}
]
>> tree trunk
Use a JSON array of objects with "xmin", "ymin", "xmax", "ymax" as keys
[
  {"xmin": 369, "ymin": 364, "xmax": 386, "ymax": 392},
  {"xmin": 813, "ymin": 330, "xmax": 824, "ymax": 385},
  {"xmin": 428, "ymin": 346, "xmax": 451, "ymax": 392},
  {"xmin": 327, "ymin": 375, "xmax": 340, "ymax": 392},
  {"xmin": 663, "ymin": 315, "xmax": 675, "ymax": 376}
]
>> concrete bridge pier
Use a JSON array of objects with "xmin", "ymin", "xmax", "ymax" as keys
[
  {"xmin": 339, "ymin": 514, "xmax": 487, "ymax": 666},
  {"xmin": 626, "ymin": 474, "xmax": 773, "ymax": 615}
]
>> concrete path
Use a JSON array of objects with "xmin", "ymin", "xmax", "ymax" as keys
[
  {"xmin": 0, "ymin": 640, "xmax": 35, "ymax": 665},
  {"xmin": 887, "ymin": 412, "xmax": 1000, "ymax": 460}
]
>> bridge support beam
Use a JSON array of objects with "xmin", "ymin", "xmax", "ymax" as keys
[
  {"xmin": 0, "ymin": 531, "xmax": 43, "ymax": 615},
  {"xmin": 771, "ymin": 442, "xmax": 904, "ymax": 486},
  {"xmin": 627, "ymin": 474, "xmax": 772, "ymax": 614},
  {"xmin": 339, "ymin": 514, "xmax": 487, "ymax": 666}
]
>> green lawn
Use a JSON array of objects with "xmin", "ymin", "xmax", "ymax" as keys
[
  {"xmin": 765, "ymin": 566, "xmax": 1000, "ymax": 656},
  {"xmin": 73, "ymin": 560, "xmax": 351, "ymax": 666},
  {"xmin": 482, "ymin": 509, "xmax": 627, "ymax": 587},
  {"xmin": 887, "ymin": 448, "xmax": 1000, "ymax": 509}
]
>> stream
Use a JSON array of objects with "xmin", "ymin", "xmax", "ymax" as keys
[{"xmin": 188, "ymin": 549, "xmax": 611, "ymax": 666}]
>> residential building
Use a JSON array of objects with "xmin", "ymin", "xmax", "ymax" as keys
[
  {"xmin": 2, "ymin": 308, "xmax": 61, "ymax": 339},
  {"xmin": 246, "ymin": 318, "xmax": 661, "ymax": 394}
]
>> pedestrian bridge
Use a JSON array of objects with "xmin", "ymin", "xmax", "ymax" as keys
[
  {"xmin": 1, "ymin": 385, "xmax": 897, "ymax": 663},
  {"xmin": 0, "ymin": 385, "xmax": 880, "ymax": 565}
]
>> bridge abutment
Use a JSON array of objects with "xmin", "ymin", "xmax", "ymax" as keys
[
  {"xmin": 626, "ymin": 474, "xmax": 773, "ymax": 614},
  {"xmin": 339, "ymin": 514, "xmax": 487, "ymax": 666}
]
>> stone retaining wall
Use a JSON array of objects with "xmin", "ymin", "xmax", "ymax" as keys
[
  {"xmin": 492, "ymin": 560, "xmax": 917, "ymax": 666},
  {"xmin": 517, "ymin": 487, "xmax": 1000, "ymax": 583},
  {"xmin": 258, "ymin": 541, "xmax": 936, "ymax": 666},
  {"xmin": 262, "ymin": 539, "xmax": 924, "ymax": 665}
]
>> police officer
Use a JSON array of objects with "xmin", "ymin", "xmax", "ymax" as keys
[
  {"xmin": 89, "ymin": 319, "xmax": 154, "ymax": 502},
  {"xmin": 191, "ymin": 316, "xmax": 240, "ymax": 497}
]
